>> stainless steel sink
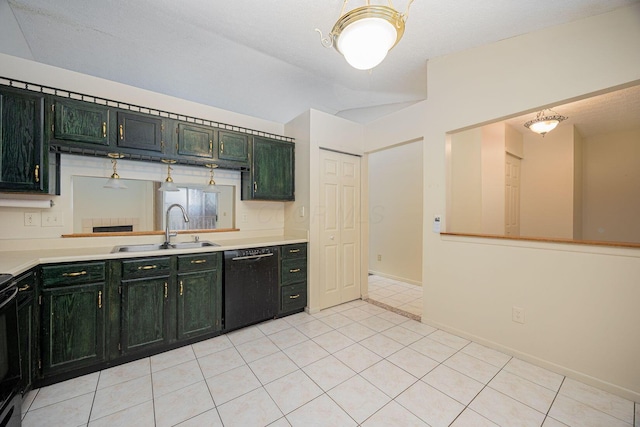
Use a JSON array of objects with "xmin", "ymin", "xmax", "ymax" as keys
[{"xmin": 111, "ymin": 241, "xmax": 219, "ymax": 253}]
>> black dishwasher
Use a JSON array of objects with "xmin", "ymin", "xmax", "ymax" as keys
[{"xmin": 224, "ymin": 247, "xmax": 279, "ymax": 331}]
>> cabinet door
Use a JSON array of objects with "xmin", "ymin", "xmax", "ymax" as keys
[
  {"xmin": 218, "ymin": 130, "xmax": 248, "ymax": 164},
  {"xmin": 177, "ymin": 270, "xmax": 221, "ymax": 340},
  {"xmin": 243, "ymin": 137, "xmax": 294, "ymax": 201},
  {"xmin": 17, "ymin": 273, "xmax": 36, "ymax": 393},
  {"xmin": 116, "ymin": 111, "xmax": 164, "ymax": 153},
  {"xmin": 53, "ymin": 99, "xmax": 109, "ymax": 145},
  {"xmin": 41, "ymin": 282, "xmax": 105, "ymax": 375},
  {"xmin": 121, "ymin": 277, "xmax": 168, "ymax": 354},
  {"xmin": 0, "ymin": 89, "xmax": 46, "ymax": 192},
  {"xmin": 177, "ymin": 123, "xmax": 214, "ymax": 159}
]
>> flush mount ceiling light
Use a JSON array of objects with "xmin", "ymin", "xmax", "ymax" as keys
[
  {"xmin": 103, "ymin": 153, "xmax": 127, "ymax": 189},
  {"xmin": 524, "ymin": 109, "xmax": 568, "ymax": 136},
  {"xmin": 316, "ymin": 0, "xmax": 414, "ymax": 70},
  {"xmin": 203, "ymin": 163, "xmax": 221, "ymax": 193},
  {"xmin": 158, "ymin": 159, "xmax": 179, "ymax": 192}
]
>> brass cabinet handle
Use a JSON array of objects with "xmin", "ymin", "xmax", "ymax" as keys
[
  {"xmin": 289, "ymin": 294, "xmax": 300, "ymax": 299},
  {"xmin": 35, "ymin": 165, "xmax": 40, "ymax": 183},
  {"xmin": 137, "ymin": 265, "xmax": 157, "ymax": 271},
  {"xmin": 62, "ymin": 270, "xmax": 87, "ymax": 277},
  {"xmin": 289, "ymin": 268, "xmax": 301, "ymax": 273},
  {"xmin": 254, "ymin": 181, "xmax": 257, "ymax": 192},
  {"xmin": 179, "ymin": 280, "xmax": 183, "ymax": 296},
  {"xmin": 18, "ymin": 284, "xmax": 31, "ymax": 292},
  {"xmin": 220, "ymin": 141, "xmax": 224, "ymax": 153},
  {"xmin": 102, "ymin": 122, "xmax": 107, "ymax": 138},
  {"xmin": 209, "ymin": 140, "xmax": 213, "ymax": 153},
  {"xmin": 98, "ymin": 291, "xmax": 102, "ymax": 308},
  {"xmin": 289, "ymin": 249, "xmax": 300, "ymax": 253},
  {"xmin": 119, "ymin": 124, "xmax": 124, "ymax": 140},
  {"xmin": 190, "ymin": 259, "xmax": 207, "ymax": 264},
  {"xmin": 164, "ymin": 282, "xmax": 168, "ymax": 299}
]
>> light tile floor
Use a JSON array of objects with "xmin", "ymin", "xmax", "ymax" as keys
[
  {"xmin": 367, "ymin": 274, "xmax": 423, "ymax": 318},
  {"xmin": 21, "ymin": 299, "xmax": 638, "ymax": 427}
]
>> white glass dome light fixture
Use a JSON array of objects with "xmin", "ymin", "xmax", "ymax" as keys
[
  {"xmin": 158, "ymin": 159, "xmax": 180, "ymax": 192},
  {"xmin": 524, "ymin": 109, "xmax": 568, "ymax": 137},
  {"xmin": 203, "ymin": 163, "xmax": 221, "ymax": 193},
  {"xmin": 316, "ymin": 1, "xmax": 414, "ymax": 70},
  {"xmin": 103, "ymin": 153, "xmax": 128, "ymax": 189}
]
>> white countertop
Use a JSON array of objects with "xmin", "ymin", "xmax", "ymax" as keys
[{"xmin": 0, "ymin": 235, "xmax": 307, "ymax": 277}]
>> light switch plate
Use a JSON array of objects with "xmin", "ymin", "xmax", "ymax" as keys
[{"xmin": 42, "ymin": 212, "xmax": 64, "ymax": 227}]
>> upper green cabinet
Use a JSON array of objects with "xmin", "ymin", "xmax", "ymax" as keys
[
  {"xmin": 0, "ymin": 88, "xmax": 47, "ymax": 193},
  {"xmin": 177, "ymin": 123, "xmax": 214, "ymax": 159},
  {"xmin": 116, "ymin": 111, "xmax": 164, "ymax": 153},
  {"xmin": 218, "ymin": 130, "xmax": 249, "ymax": 164},
  {"xmin": 52, "ymin": 99, "xmax": 109, "ymax": 146},
  {"xmin": 242, "ymin": 137, "xmax": 294, "ymax": 201}
]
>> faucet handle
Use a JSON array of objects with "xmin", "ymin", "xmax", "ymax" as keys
[{"xmin": 192, "ymin": 235, "xmax": 200, "ymax": 243}]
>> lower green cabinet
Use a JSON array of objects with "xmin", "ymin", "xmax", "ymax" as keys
[
  {"xmin": 121, "ymin": 276, "xmax": 169, "ymax": 355},
  {"xmin": 41, "ymin": 282, "xmax": 106, "ymax": 375},
  {"xmin": 16, "ymin": 270, "xmax": 37, "ymax": 393},
  {"xmin": 279, "ymin": 243, "xmax": 307, "ymax": 316},
  {"xmin": 177, "ymin": 270, "xmax": 220, "ymax": 339}
]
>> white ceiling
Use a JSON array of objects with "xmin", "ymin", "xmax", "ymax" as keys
[{"xmin": 2, "ymin": 0, "xmax": 639, "ymax": 125}]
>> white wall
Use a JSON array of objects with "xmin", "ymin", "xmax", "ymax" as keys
[
  {"xmin": 582, "ymin": 129, "xmax": 640, "ymax": 242},
  {"xmin": 368, "ymin": 140, "xmax": 423, "ymax": 285},
  {"xmin": 573, "ymin": 130, "xmax": 584, "ymax": 240},
  {"xmin": 449, "ymin": 128, "xmax": 482, "ymax": 233},
  {"xmin": 520, "ymin": 125, "xmax": 576, "ymax": 239},
  {"xmin": 366, "ymin": 4, "xmax": 640, "ymax": 401},
  {"xmin": 480, "ymin": 123, "xmax": 506, "ymax": 235}
]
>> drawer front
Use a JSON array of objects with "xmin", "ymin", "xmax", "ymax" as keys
[
  {"xmin": 122, "ymin": 257, "xmax": 171, "ymax": 280},
  {"xmin": 177, "ymin": 253, "xmax": 219, "ymax": 273},
  {"xmin": 281, "ymin": 244, "xmax": 307, "ymax": 260},
  {"xmin": 281, "ymin": 258, "xmax": 307, "ymax": 286},
  {"xmin": 281, "ymin": 282, "xmax": 307, "ymax": 314},
  {"xmin": 42, "ymin": 262, "xmax": 106, "ymax": 287}
]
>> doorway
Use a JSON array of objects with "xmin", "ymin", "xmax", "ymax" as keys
[
  {"xmin": 318, "ymin": 149, "xmax": 361, "ymax": 310},
  {"xmin": 505, "ymin": 153, "xmax": 521, "ymax": 236}
]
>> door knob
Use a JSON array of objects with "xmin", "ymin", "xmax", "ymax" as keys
[{"xmin": 329, "ymin": 235, "xmax": 335, "ymax": 240}]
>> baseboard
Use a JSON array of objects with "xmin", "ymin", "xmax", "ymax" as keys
[
  {"xmin": 421, "ymin": 318, "xmax": 640, "ymax": 403},
  {"xmin": 368, "ymin": 270, "xmax": 422, "ymax": 286}
]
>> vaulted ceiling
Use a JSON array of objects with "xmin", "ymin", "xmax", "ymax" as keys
[{"xmin": 1, "ymin": 0, "xmax": 638, "ymax": 126}]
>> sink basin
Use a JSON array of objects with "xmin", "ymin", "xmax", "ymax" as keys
[{"xmin": 111, "ymin": 241, "xmax": 219, "ymax": 253}]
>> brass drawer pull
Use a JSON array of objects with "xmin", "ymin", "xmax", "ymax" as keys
[
  {"xmin": 289, "ymin": 249, "xmax": 300, "ymax": 253},
  {"xmin": 98, "ymin": 291, "xmax": 102, "ymax": 309},
  {"xmin": 289, "ymin": 294, "xmax": 300, "ymax": 299},
  {"xmin": 289, "ymin": 268, "xmax": 301, "ymax": 273},
  {"xmin": 190, "ymin": 259, "xmax": 207, "ymax": 264},
  {"xmin": 18, "ymin": 284, "xmax": 31, "ymax": 292},
  {"xmin": 137, "ymin": 265, "xmax": 157, "ymax": 270},
  {"xmin": 63, "ymin": 270, "xmax": 87, "ymax": 277}
]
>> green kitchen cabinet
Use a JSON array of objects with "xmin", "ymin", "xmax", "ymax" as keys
[
  {"xmin": 177, "ymin": 123, "xmax": 215, "ymax": 159},
  {"xmin": 16, "ymin": 270, "xmax": 38, "ymax": 393},
  {"xmin": 218, "ymin": 130, "xmax": 249, "ymax": 165},
  {"xmin": 242, "ymin": 137, "xmax": 294, "ymax": 201},
  {"xmin": 0, "ymin": 87, "xmax": 47, "ymax": 192},
  {"xmin": 116, "ymin": 110, "xmax": 165, "ymax": 153},
  {"xmin": 278, "ymin": 243, "xmax": 307, "ymax": 315},
  {"xmin": 120, "ymin": 257, "xmax": 171, "ymax": 355},
  {"xmin": 40, "ymin": 261, "xmax": 106, "ymax": 376},
  {"xmin": 176, "ymin": 253, "xmax": 222, "ymax": 340},
  {"xmin": 51, "ymin": 98, "xmax": 110, "ymax": 146}
]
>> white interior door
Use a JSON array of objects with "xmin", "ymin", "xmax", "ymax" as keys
[
  {"xmin": 319, "ymin": 149, "xmax": 361, "ymax": 309},
  {"xmin": 505, "ymin": 153, "xmax": 521, "ymax": 236}
]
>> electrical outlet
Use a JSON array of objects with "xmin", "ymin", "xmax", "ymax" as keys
[
  {"xmin": 24, "ymin": 212, "xmax": 40, "ymax": 226},
  {"xmin": 377, "ymin": 254, "xmax": 382, "ymax": 262},
  {"xmin": 512, "ymin": 306, "xmax": 525, "ymax": 324},
  {"xmin": 42, "ymin": 212, "xmax": 64, "ymax": 227},
  {"xmin": 241, "ymin": 214, "xmax": 248, "ymax": 223}
]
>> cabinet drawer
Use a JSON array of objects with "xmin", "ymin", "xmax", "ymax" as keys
[
  {"xmin": 281, "ymin": 282, "xmax": 307, "ymax": 314},
  {"xmin": 177, "ymin": 253, "xmax": 219, "ymax": 272},
  {"xmin": 122, "ymin": 257, "xmax": 171, "ymax": 279},
  {"xmin": 281, "ymin": 258, "xmax": 307, "ymax": 286},
  {"xmin": 42, "ymin": 262, "xmax": 105, "ymax": 287},
  {"xmin": 281, "ymin": 244, "xmax": 306, "ymax": 260}
]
